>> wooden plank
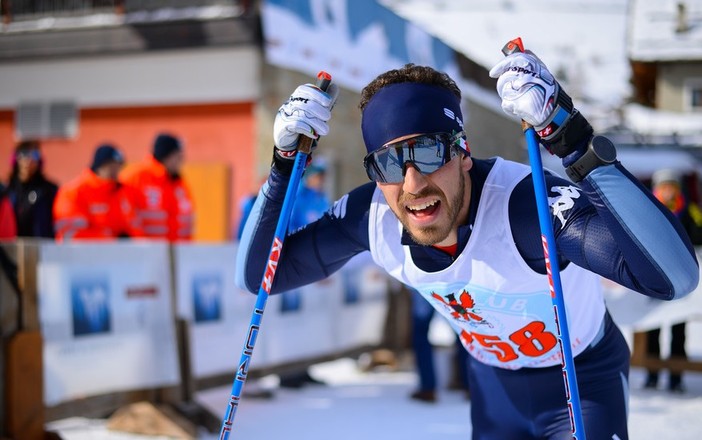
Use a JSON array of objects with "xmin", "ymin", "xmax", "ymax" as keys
[
  {"xmin": 630, "ymin": 356, "xmax": 702, "ymax": 373},
  {"xmin": 45, "ymin": 389, "xmax": 157, "ymax": 422},
  {"xmin": 630, "ymin": 330, "xmax": 702, "ymax": 373}
]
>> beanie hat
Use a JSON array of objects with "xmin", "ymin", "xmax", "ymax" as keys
[
  {"xmin": 153, "ymin": 133, "xmax": 182, "ymax": 162},
  {"xmin": 305, "ymin": 164, "xmax": 326, "ymax": 177},
  {"xmin": 652, "ymin": 168, "xmax": 682, "ymax": 187},
  {"xmin": 90, "ymin": 144, "xmax": 124, "ymax": 172}
]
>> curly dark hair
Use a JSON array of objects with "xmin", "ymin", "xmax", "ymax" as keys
[{"xmin": 359, "ymin": 64, "xmax": 462, "ymax": 110}]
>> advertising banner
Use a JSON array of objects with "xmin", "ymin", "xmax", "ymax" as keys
[
  {"xmin": 173, "ymin": 243, "xmax": 262, "ymax": 378},
  {"xmin": 38, "ymin": 242, "xmax": 180, "ymax": 406},
  {"xmin": 331, "ymin": 252, "xmax": 389, "ymax": 350},
  {"xmin": 175, "ymin": 244, "xmax": 391, "ymax": 378},
  {"xmin": 260, "ymin": 276, "xmax": 339, "ymax": 366}
]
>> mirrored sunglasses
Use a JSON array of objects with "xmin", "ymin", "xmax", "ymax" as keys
[{"xmin": 363, "ymin": 131, "xmax": 466, "ymax": 183}]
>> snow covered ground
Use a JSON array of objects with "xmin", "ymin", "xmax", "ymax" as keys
[
  {"xmin": 49, "ymin": 323, "xmax": 702, "ymax": 439},
  {"xmin": 196, "ymin": 357, "xmax": 702, "ymax": 440}
]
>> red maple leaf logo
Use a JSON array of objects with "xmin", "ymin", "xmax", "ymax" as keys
[{"xmin": 431, "ymin": 290, "xmax": 483, "ymax": 322}]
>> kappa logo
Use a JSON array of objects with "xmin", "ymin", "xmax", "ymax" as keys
[
  {"xmin": 431, "ymin": 290, "xmax": 484, "ymax": 323},
  {"xmin": 443, "ymin": 108, "xmax": 464, "ymax": 129},
  {"xmin": 549, "ymin": 185, "xmax": 581, "ymax": 228}
]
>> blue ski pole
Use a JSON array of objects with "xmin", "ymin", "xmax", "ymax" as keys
[
  {"xmin": 218, "ymin": 71, "xmax": 333, "ymax": 440},
  {"xmin": 501, "ymin": 37, "xmax": 587, "ymax": 440}
]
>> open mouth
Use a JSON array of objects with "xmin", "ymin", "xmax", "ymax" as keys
[{"xmin": 405, "ymin": 199, "xmax": 440, "ymax": 219}]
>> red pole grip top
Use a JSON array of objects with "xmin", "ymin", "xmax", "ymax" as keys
[{"xmin": 501, "ymin": 37, "xmax": 525, "ymax": 56}]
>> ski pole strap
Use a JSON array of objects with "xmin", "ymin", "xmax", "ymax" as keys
[
  {"xmin": 541, "ymin": 110, "xmax": 594, "ymax": 159},
  {"xmin": 534, "ymin": 86, "xmax": 573, "ymax": 141}
]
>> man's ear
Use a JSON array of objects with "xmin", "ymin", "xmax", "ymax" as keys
[{"xmin": 462, "ymin": 155, "xmax": 473, "ymax": 173}]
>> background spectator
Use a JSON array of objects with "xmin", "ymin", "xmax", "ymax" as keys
[
  {"xmin": 644, "ymin": 168, "xmax": 702, "ymax": 393},
  {"xmin": 236, "ymin": 174, "xmax": 268, "ymax": 240},
  {"xmin": 237, "ymin": 164, "xmax": 328, "ymax": 240},
  {"xmin": 53, "ymin": 144, "xmax": 142, "ymax": 241},
  {"xmin": 6, "ymin": 140, "xmax": 58, "ymax": 238},
  {"xmin": 409, "ymin": 288, "xmax": 470, "ymax": 403},
  {"xmin": 237, "ymin": 194, "xmax": 257, "ymax": 240},
  {"xmin": 288, "ymin": 164, "xmax": 330, "ymax": 232},
  {"xmin": 120, "ymin": 133, "xmax": 194, "ymax": 242}
]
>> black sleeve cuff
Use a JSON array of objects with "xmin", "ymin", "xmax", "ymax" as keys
[
  {"xmin": 272, "ymin": 147, "xmax": 295, "ymax": 176},
  {"xmin": 542, "ymin": 111, "xmax": 594, "ymax": 159}
]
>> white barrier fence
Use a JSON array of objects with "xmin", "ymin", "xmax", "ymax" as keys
[
  {"xmin": 33, "ymin": 241, "xmax": 702, "ymax": 407},
  {"xmin": 37, "ymin": 242, "xmax": 389, "ymax": 406}
]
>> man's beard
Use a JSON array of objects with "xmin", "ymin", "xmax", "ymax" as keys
[{"xmin": 395, "ymin": 169, "xmax": 466, "ymax": 246}]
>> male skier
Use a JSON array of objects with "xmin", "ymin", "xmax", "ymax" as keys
[{"xmin": 235, "ymin": 50, "xmax": 699, "ymax": 439}]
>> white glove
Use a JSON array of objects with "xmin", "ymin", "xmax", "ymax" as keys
[
  {"xmin": 488, "ymin": 51, "xmax": 559, "ymax": 127},
  {"xmin": 273, "ymin": 83, "xmax": 339, "ymax": 153}
]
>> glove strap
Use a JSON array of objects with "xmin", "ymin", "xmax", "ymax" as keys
[
  {"xmin": 534, "ymin": 85, "xmax": 574, "ymax": 143},
  {"xmin": 543, "ymin": 111, "xmax": 594, "ymax": 159},
  {"xmin": 272, "ymin": 147, "xmax": 296, "ymax": 175},
  {"xmin": 272, "ymin": 146, "xmax": 313, "ymax": 176}
]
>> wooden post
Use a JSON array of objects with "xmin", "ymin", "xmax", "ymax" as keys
[
  {"xmin": 5, "ymin": 331, "xmax": 44, "ymax": 440},
  {"xmin": 16, "ymin": 240, "xmax": 41, "ymax": 332},
  {"xmin": 1, "ymin": 0, "xmax": 11, "ymax": 25},
  {"xmin": 630, "ymin": 331, "xmax": 649, "ymax": 367},
  {"xmin": 2, "ymin": 240, "xmax": 45, "ymax": 440}
]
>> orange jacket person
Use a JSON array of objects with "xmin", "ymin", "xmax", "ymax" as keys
[
  {"xmin": 120, "ymin": 133, "xmax": 194, "ymax": 241},
  {"xmin": 54, "ymin": 144, "xmax": 142, "ymax": 241}
]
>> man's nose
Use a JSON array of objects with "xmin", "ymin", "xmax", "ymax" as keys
[{"xmin": 403, "ymin": 163, "xmax": 428, "ymax": 194}]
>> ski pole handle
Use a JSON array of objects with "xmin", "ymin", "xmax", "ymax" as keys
[
  {"xmin": 297, "ymin": 71, "xmax": 333, "ymax": 155},
  {"xmin": 501, "ymin": 36, "xmax": 525, "ymax": 57},
  {"xmin": 501, "ymin": 37, "xmax": 531, "ymax": 137}
]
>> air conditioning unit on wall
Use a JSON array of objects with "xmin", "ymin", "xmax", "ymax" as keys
[{"xmin": 15, "ymin": 101, "xmax": 78, "ymax": 139}]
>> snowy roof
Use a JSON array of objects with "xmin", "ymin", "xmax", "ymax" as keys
[
  {"xmin": 262, "ymin": 1, "xmax": 701, "ymax": 136},
  {"xmin": 628, "ymin": 0, "xmax": 702, "ymax": 62},
  {"xmin": 623, "ymin": 103, "xmax": 702, "ymax": 139},
  {"xmin": 381, "ymin": 0, "xmax": 631, "ymax": 111}
]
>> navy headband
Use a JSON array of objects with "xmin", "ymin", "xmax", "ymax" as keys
[{"xmin": 361, "ymin": 82, "xmax": 464, "ymax": 154}]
